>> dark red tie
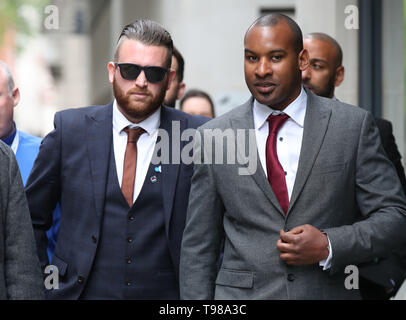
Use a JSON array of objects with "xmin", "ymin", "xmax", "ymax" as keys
[
  {"xmin": 266, "ymin": 114, "xmax": 290, "ymax": 214},
  {"xmin": 122, "ymin": 127, "xmax": 145, "ymax": 207}
]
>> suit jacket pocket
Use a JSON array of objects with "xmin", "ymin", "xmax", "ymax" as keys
[
  {"xmin": 50, "ymin": 254, "xmax": 68, "ymax": 277},
  {"xmin": 312, "ymin": 162, "xmax": 345, "ymax": 174},
  {"xmin": 215, "ymin": 268, "xmax": 254, "ymax": 289}
]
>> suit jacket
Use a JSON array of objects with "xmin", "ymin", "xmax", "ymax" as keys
[
  {"xmin": 374, "ymin": 117, "xmax": 406, "ymax": 195},
  {"xmin": 0, "ymin": 141, "xmax": 44, "ymax": 299},
  {"xmin": 179, "ymin": 89, "xmax": 406, "ymax": 300},
  {"xmin": 25, "ymin": 102, "xmax": 208, "ymax": 299},
  {"xmin": 357, "ymin": 117, "xmax": 406, "ymax": 297},
  {"xmin": 14, "ymin": 130, "xmax": 59, "ymax": 262}
]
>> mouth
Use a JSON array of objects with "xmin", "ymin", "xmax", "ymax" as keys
[
  {"xmin": 303, "ymin": 83, "xmax": 315, "ymax": 91},
  {"xmin": 254, "ymin": 82, "xmax": 277, "ymax": 94},
  {"xmin": 128, "ymin": 91, "xmax": 149, "ymax": 99}
]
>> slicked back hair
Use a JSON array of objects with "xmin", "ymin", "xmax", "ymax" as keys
[
  {"xmin": 304, "ymin": 32, "xmax": 343, "ymax": 67},
  {"xmin": 245, "ymin": 13, "xmax": 303, "ymax": 55},
  {"xmin": 114, "ymin": 19, "xmax": 173, "ymax": 68}
]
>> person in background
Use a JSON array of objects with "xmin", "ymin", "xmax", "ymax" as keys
[
  {"xmin": 0, "ymin": 60, "xmax": 59, "ymax": 261},
  {"xmin": 163, "ymin": 46, "xmax": 186, "ymax": 108},
  {"xmin": 302, "ymin": 32, "xmax": 406, "ymax": 299},
  {"xmin": 180, "ymin": 89, "xmax": 215, "ymax": 118}
]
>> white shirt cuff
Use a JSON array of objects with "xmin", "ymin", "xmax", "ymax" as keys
[{"xmin": 319, "ymin": 236, "xmax": 332, "ymax": 271}]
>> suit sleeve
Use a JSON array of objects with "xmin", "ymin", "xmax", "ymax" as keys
[
  {"xmin": 179, "ymin": 128, "xmax": 225, "ymax": 300},
  {"xmin": 5, "ymin": 150, "xmax": 44, "ymax": 299},
  {"xmin": 324, "ymin": 112, "xmax": 406, "ymax": 274},
  {"xmin": 25, "ymin": 112, "xmax": 62, "ymax": 270},
  {"xmin": 378, "ymin": 120, "xmax": 406, "ymax": 196}
]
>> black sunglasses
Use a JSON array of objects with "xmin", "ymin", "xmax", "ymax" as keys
[{"xmin": 115, "ymin": 63, "xmax": 168, "ymax": 83}]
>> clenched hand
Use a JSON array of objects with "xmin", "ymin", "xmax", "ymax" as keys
[{"xmin": 277, "ymin": 224, "xmax": 329, "ymax": 265}]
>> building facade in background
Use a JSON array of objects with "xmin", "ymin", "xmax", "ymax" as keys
[{"xmin": 8, "ymin": 0, "xmax": 406, "ymax": 158}]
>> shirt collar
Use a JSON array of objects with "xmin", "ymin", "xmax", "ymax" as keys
[
  {"xmin": 253, "ymin": 86, "xmax": 307, "ymax": 130},
  {"xmin": 113, "ymin": 100, "xmax": 161, "ymax": 136}
]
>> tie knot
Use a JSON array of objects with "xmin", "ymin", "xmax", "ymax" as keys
[
  {"xmin": 123, "ymin": 127, "xmax": 145, "ymax": 143},
  {"xmin": 267, "ymin": 114, "xmax": 289, "ymax": 134}
]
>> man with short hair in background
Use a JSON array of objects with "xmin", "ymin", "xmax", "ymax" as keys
[
  {"xmin": 164, "ymin": 46, "xmax": 186, "ymax": 108},
  {"xmin": 0, "ymin": 60, "xmax": 59, "ymax": 261},
  {"xmin": 0, "ymin": 63, "xmax": 44, "ymax": 298},
  {"xmin": 302, "ymin": 32, "xmax": 406, "ymax": 299},
  {"xmin": 180, "ymin": 89, "xmax": 215, "ymax": 118}
]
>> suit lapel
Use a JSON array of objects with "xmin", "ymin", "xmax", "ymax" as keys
[
  {"xmin": 86, "ymin": 103, "xmax": 113, "ymax": 218},
  {"xmin": 158, "ymin": 106, "xmax": 184, "ymax": 236},
  {"xmin": 231, "ymin": 99, "xmax": 286, "ymax": 216},
  {"xmin": 288, "ymin": 92, "xmax": 332, "ymax": 214}
]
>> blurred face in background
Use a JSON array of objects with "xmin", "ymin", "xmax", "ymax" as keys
[
  {"xmin": 181, "ymin": 96, "xmax": 214, "ymax": 118},
  {"xmin": 108, "ymin": 39, "xmax": 175, "ymax": 123},
  {"xmin": 301, "ymin": 38, "xmax": 344, "ymax": 98},
  {"xmin": 163, "ymin": 55, "xmax": 185, "ymax": 108},
  {"xmin": 0, "ymin": 70, "xmax": 19, "ymax": 138}
]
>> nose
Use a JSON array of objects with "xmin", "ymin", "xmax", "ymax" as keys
[
  {"xmin": 134, "ymin": 70, "xmax": 148, "ymax": 88},
  {"xmin": 255, "ymin": 58, "xmax": 272, "ymax": 78},
  {"xmin": 302, "ymin": 66, "xmax": 311, "ymax": 82}
]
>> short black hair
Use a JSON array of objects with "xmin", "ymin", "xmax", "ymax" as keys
[
  {"xmin": 304, "ymin": 32, "xmax": 343, "ymax": 67},
  {"xmin": 245, "ymin": 13, "xmax": 303, "ymax": 55},
  {"xmin": 172, "ymin": 46, "xmax": 185, "ymax": 82},
  {"xmin": 114, "ymin": 19, "xmax": 173, "ymax": 68},
  {"xmin": 180, "ymin": 89, "xmax": 215, "ymax": 117}
]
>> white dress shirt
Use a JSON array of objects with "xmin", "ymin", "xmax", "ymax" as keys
[
  {"xmin": 253, "ymin": 87, "xmax": 307, "ymax": 199},
  {"xmin": 112, "ymin": 100, "xmax": 160, "ymax": 203},
  {"xmin": 10, "ymin": 130, "xmax": 20, "ymax": 155},
  {"xmin": 252, "ymin": 87, "xmax": 332, "ymax": 269}
]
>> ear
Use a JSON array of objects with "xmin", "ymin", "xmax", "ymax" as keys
[
  {"xmin": 177, "ymin": 82, "xmax": 186, "ymax": 100},
  {"xmin": 107, "ymin": 62, "xmax": 116, "ymax": 84},
  {"xmin": 298, "ymin": 49, "xmax": 309, "ymax": 71},
  {"xmin": 12, "ymin": 87, "xmax": 20, "ymax": 107},
  {"xmin": 334, "ymin": 66, "xmax": 344, "ymax": 87},
  {"xmin": 166, "ymin": 69, "xmax": 176, "ymax": 90}
]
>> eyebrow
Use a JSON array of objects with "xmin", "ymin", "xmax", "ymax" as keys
[
  {"xmin": 244, "ymin": 48, "xmax": 287, "ymax": 55},
  {"xmin": 309, "ymin": 58, "xmax": 328, "ymax": 64}
]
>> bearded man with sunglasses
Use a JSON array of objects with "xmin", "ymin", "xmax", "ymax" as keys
[{"xmin": 25, "ymin": 20, "xmax": 208, "ymax": 300}]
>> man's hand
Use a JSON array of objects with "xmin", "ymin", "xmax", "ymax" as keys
[{"xmin": 277, "ymin": 224, "xmax": 329, "ymax": 265}]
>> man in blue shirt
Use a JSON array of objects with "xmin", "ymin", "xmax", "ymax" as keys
[{"xmin": 0, "ymin": 60, "xmax": 58, "ymax": 261}]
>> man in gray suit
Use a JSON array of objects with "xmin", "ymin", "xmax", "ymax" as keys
[
  {"xmin": 179, "ymin": 14, "xmax": 406, "ymax": 299},
  {"xmin": 0, "ymin": 141, "xmax": 44, "ymax": 299}
]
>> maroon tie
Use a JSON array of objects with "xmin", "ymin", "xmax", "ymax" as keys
[
  {"xmin": 122, "ymin": 127, "xmax": 145, "ymax": 207},
  {"xmin": 266, "ymin": 114, "xmax": 289, "ymax": 214}
]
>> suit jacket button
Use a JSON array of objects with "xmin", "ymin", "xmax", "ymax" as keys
[
  {"xmin": 92, "ymin": 236, "xmax": 97, "ymax": 243},
  {"xmin": 125, "ymin": 280, "xmax": 132, "ymax": 286},
  {"xmin": 287, "ymin": 274, "xmax": 295, "ymax": 282},
  {"xmin": 77, "ymin": 276, "xmax": 85, "ymax": 284}
]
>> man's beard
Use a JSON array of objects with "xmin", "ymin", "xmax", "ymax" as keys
[
  {"xmin": 113, "ymin": 77, "xmax": 167, "ymax": 122},
  {"xmin": 304, "ymin": 76, "xmax": 335, "ymax": 99}
]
